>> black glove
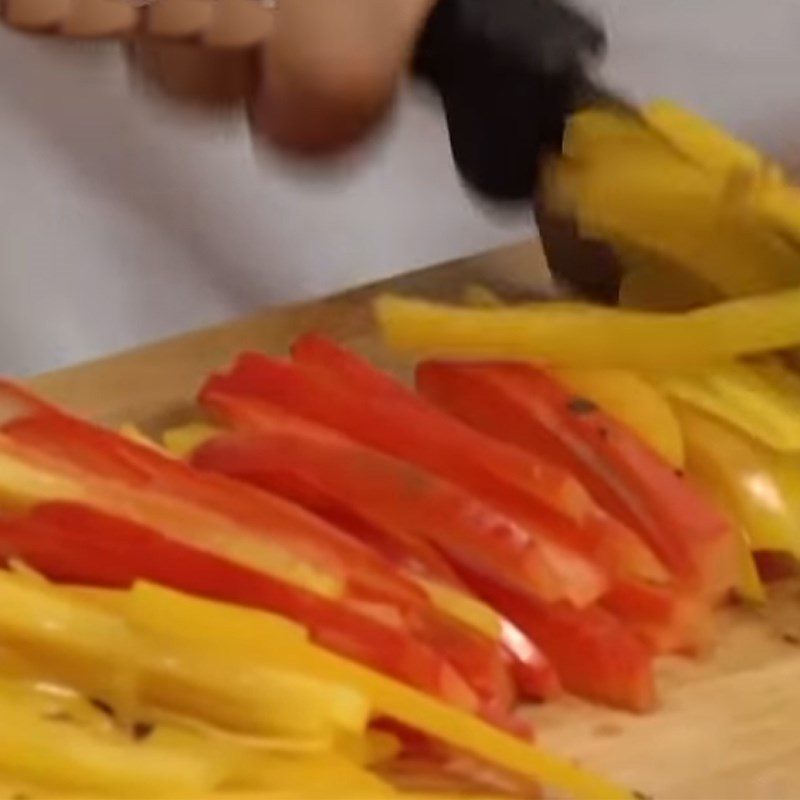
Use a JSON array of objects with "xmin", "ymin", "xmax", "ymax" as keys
[{"xmin": 412, "ymin": 0, "xmax": 605, "ymax": 201}]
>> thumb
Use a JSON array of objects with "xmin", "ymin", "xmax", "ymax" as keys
[{"xmin": 252, "ymin": 0, "xmax": 437, "ymax": 153}]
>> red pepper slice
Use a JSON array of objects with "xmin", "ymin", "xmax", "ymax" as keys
[
  {"xmin": 191, "ymin": 398, "xmax": 562, "ymax": 701},
  {"xmin": 291, "ymin": 333, "xmax": 417, "ymax": 406},
  {"xmin": 415, "ymin": 362, "xmax": 736, "ymax": 600},
  {"xmin": 200, "ymin": 352, "xmax": 621, "ymax": 601},
  {"xmin": 0, "ymin": 501, "xmax": 478, "ymax": 708},
  {"xmin": 601, "ymin": 579, "xmax": 713, "ymax": 655},
  {"xmin": 0, "ymin": 382, "xmax": 514, "ymax": 715},
  {"xmin": 203, "ymin": 352, "xmax": 595, "ymax": 522},
  {"xmin": 467, "ymin": 573, "xmax": 656, "ymax": 713},
  {"xmin": 197, "ymin": 394, "xmax": 601, "ymax": 608},
  {"xmin": 0, "ymin": 381, "xmax": 426, "ymax": 614}
]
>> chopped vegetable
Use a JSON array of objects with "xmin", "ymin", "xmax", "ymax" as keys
[
  {"xmin": 0, "ymin": 501, "xmax": 477, "ymax": 712},
  {"xmin": 0, "ymin": 679, "xmax": 232, "ymax": 798},
  {"xmin": 657, "ymin": 361, "xmax": 800, "ymax": 453},
  {"xmin": 464, "ymin": 575, "xmax": 656, "ymax": 713},
  {"xmin": 128, "ymin": 582, "xmax": 634, "ymax": 800},
  {"xmin": 544, "ymin": 102, "xmax": 800, "ymax": 299},
  {"xmin": 677, "ymin": 404, "xmax": 800, "ymax": 561},
  {"xmin": 0, "ymin": 570, "xmax": 370, "ymax": 740},
  {"xmin": 375, "ymin": 288, "xmax": 800, "ymax": 369},
  {"xmin": 195, "ymin": 395, "xmax": 599, "ymax": 609},
  {"xmin": 0, "ymin": 385, "xmax": 509, "ymax": 710},
  {"xmin": 204, "ymin": 351, "xmax": 602, "ymax": 527},
  {"xmin": 416, "ymin": 361, "xmax": 735, "ymax": 600},
  {"xmin": 447, "ymin": 296, "xmax": 686, "ymax": 466},
  {"xmin": 552, "ymin": 367, "xmax": 685, "ymax": 467}
]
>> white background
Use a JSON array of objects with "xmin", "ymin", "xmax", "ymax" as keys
[{"xmin": 1, "ymin": 0, "xmax": 799, "ymax": 375}]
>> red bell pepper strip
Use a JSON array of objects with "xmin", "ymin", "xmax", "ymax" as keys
[
  {"xmin": 190, "ymin": 400, "xmax": 562, "ymax": 701},
  {"xmin": 466, "ymin": 573, "xmax": 657, "ymax": 713},
  {"xmin": 499, "ymin": 618, "xmax": 562, "ymax": 701},
  {"xmin": 0, "ymin": 383, "xmax": 515, "ymax": 716},
  {"xmin": 196, "ymin": 394, "xmax": 603, "ymax": 608},
  {"xmin": 199, "ymin": 353, "xmax": 635, "ymax": 599},
  {"xmin": 291, "ymin": 333, "xmax": 418, "ymax": 406},
  {"xmin": 0, "ymin": 501, "xmax": 478, "ymax": 709},
  {"xmin": 200, "ymin": 433, "xmax": 465, "ymax": 589},
  {"xmin": 601, "ymin": 579, "xmax": 713, "ymax": 655},
  {"xmin": 0, "ymin": 381, "xmax": 426, "ymax": 614},
  {"xmin": 290, "ymin": 339, "xmax": 669, "ymax": 586},
  {"xmin": 415, "ymin": 362, "xmax": 737, "ymax": 600},
  {"xmin": 203, "ymin": 353, "xmax": 595, "ymax": 522}
]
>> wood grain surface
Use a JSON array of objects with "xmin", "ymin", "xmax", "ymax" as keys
[{"xmin": 29, "ymin": 239, "xmax": 800, "ymax": 800}]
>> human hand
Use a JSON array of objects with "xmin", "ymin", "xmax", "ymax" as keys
[
  {"xmin": 252, "ymin": 0, "xmax": 438, "ymax": 152},
  {"xmin": 129, "ymin": 0, "xmax": 437, "ymax": 153}
]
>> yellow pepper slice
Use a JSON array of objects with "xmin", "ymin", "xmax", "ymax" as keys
[
  {"xmin": 642, "ymin": 101, "xmax": 765, "ymax": 177},
  {"xmin": 0, "ymin": 677, "xmax": 231, "ymax": 798},
  {"xmin": 128, "ymin": 582, "xmax": 634, "ymax": 800},
  {"xmin": 415, "ymin": 579, "xmax": 502, "ymax": 641},
  {"xmin": 457, "ymin": 286, "xmax": 686, "ymax": 465},
  {"xmin": 676, "ymin": 404, "xmax": 800, "ymax": 561},
  {"xmin": 657, "ymin": 362, "xmax": 800, "ymax": 453},
  {"xmin": 545, "ymin": 102, "xmax": 800, "ymax": 300},
  {"xmin": 163, "ymin": 423, "xmax": 221, "ymax": 459},
  {"xmin": 376, "ymin": 288, "xmax": 800, "ymax": 369},
  {"xmin": 0, "ymin": 571, "xmax": 368, "ymax": 740},
  {"xmin": 119, "ymin": 423, "xmax": 171, "ymax": 455},
  {"xmin": 552, "ymin": 366, "xmax": 684, "ymax": 466}
]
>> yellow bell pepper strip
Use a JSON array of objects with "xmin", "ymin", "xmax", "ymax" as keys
[
  {"xmin": 0, "ymin": 570, "xmax": 370, "ymax": 741},
  {"xmin": 235, "ymin": 750, "xmax": 395, "ymax": 797},
  {"xmin": 0, "ymin": 677, "xmax": 232, "ymax": 798},
  {"xmin": 617, "ymin": 244, "xmax": 721, "ymax": 312},
  {"xmin": 163, "ymin": 422, "xmax": 220, "ymax": 459},
  {"xmin": 119, "ymin": 423, "xmax": 171, "ymax": 455},
  {"xmin": 128, "ymin": 582, "xmax": 635, "ymax": 800},
  {"xmin": 544, "ymin": 102, "xmax": 800, "ymax": 299},
  {"xmin": 0, "ymin": 676, "xmax": 396, "ymax": 799},
  {"xmin": 456, "ymin": 287, "xmax": 686, "ymax": 465},
  {"xmin": 749, "ymin": 356, "xmax": 800, "ymax": 402},
  {"xmin": 461, "ymin": 284, "xmax": 505, "ymax": 309},
  {"xmin": 376, "ymin": 287, "xmax": 800, "ymax": 369},
  {"xmin": 642, "ymin": 101, "xmax": 766, "ymax": 177},
  {"xmin": 676, "ymin": 404, "xmax": 800, "ymax": 561},
  {"xmin": 414, "ymin": 579, "xmax": 502, "ymax": 642},
  {"xmin": 657, "ymin": 362, "xmax": 800, "ymax": 453},
  {"xmin": 552, "ymin": 366, "xmax": 684, "ymax": 467}
]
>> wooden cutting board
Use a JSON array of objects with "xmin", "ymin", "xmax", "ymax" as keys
[{"xmin": 29, "ymin": 239, "xmax": 800, "ymax": 800}]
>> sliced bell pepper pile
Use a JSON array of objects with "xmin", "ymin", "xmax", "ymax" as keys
[
  {"xmin": 196, "ymin": 394, "xmax": 597, "ymax": 609},
  {"xmin": 415, "ymin": 361, "xmax": 736, "ymax": 603},
  {"xmin": 0, "ymin": 383, "xmax": 517, "ymax": 720},
  {"xmin": 195, "ymin": 343, "xmax": 672, "ymax": 710},
  {"xmin": 201, "ymin": 351, "xmax": 600, "ymax": 530},
  {"xmin": 4, "ymin": 304, "xmax": 800, "ymax": 798},
  {"xmin": 200, "ymin": 348, "xmax": 676, "ymax": 600},
  {"xmin": 188, "ymin": 400, "xmax": 561, "ymax": 701}
]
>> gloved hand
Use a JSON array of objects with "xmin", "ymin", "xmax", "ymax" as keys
[{"xmin": 413, "ymin": 0, "xmax": 605, "ymax": 200}]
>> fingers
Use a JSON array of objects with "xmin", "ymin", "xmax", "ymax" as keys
[
  {"xmin": 126, "ymin": 40, "xmax": 259, "ymax": 108},
  {"xmin": 124, "ymin": 0, "xmax": 276, "ymax": 108},
  {"xmin": 124, "ymin": 0, "xmax": 435, "ymax": 148},
  {"xmin": 252, "ymin": 0, "xmax": 438, "ymax": 153}
]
